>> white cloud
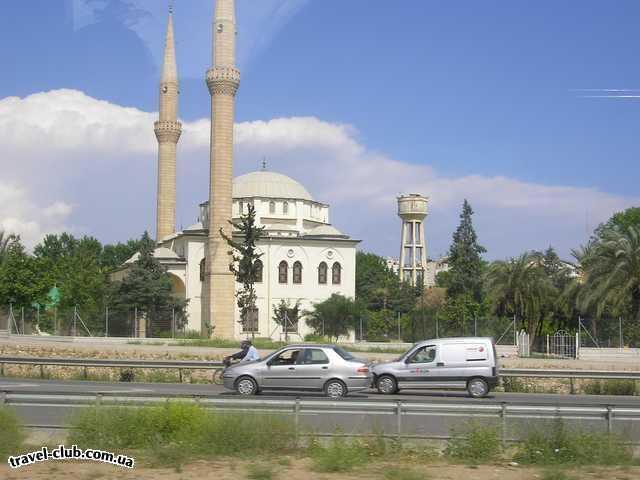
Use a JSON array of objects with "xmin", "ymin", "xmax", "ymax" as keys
[
  {"xmin": 0, "ymin": 182, "xmax": 73, "ymax": 249},
  {"xmin": 1, "ymin": 89, "xmax": 637, "ymax": 258}
]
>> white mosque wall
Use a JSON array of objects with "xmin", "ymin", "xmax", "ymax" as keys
[{"xmin": 173, "ymin": 236, "xmax": 356, "ymax": 340}]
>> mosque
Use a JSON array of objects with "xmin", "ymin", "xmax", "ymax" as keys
[{"xmin": 130, "ymin": 2, "xmax": 359, "ymax": 340}]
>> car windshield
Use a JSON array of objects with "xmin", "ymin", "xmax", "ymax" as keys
[{"xmin": 333, "ymin": 346, "xmax": 356, "ymax": 361}]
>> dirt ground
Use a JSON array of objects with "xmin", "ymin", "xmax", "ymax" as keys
[{"xmin": 3, "ymin": 457, "xmax": 640, "ymax": 480}]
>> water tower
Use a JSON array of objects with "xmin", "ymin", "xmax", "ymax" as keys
[{"xmin": 397, "ymin": 194, "xmax": 429, "ymax": 286}]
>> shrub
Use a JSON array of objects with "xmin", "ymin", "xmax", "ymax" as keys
[
  {"xmin": 0, "ymin": 408, "xmax": 25, "ymax": 461},
  {"xmin": 444, "ymin": 422, "xmax": 502, "ymax": 463},
  {"xmin": 583, "ymin": 380, "xmax": 637, "ymax": 396},
  {"xmin": 69, "ymin": 402, "xmax": 297, "ymax": 462},
  {"xmin": 384, "ymin": 467, "xmax": 425, "ymax": 480},
  {"xmin": 514, "ymin": 419, "xmax": 632, "ymax": 466},
  {"xmin": 246, "ymin": 463, "xmax": 275, "ymax": 480},
  {"xmin": 310, "ymin": 437, "xmax": 370, "ymax": 472}
]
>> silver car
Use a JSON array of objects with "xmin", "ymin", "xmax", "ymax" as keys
[
  {"xmin": 222, "ymin": 344, "xmax": 372, "ymax": 398},
  {"xmin": 371, "ymin": 337, "xmax": 499, "ymax": 398}
]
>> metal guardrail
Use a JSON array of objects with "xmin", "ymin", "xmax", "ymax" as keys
[
  {"xmin": 2, "ymin": 390, "xmax": 640, "ymax": 444},
  {"xmin": 1, "ymin": 356, "xmax": 639, "ymax": 382}
]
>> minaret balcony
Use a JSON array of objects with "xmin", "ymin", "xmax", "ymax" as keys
[
  {"xmin": 206, "ymin": 66, "xmax": 241, "ymax": 96},
  {"xmin": 154, "ymin": 120, "xmax": 182, "ymax": 143}
]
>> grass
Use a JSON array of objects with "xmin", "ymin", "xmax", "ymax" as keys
[
  {"xmin": 246, "ymin": 463, "xmax": 275, "ymax": 480},
  {"xmin": 444, "ymin": 421, "xmax": 502, "ymax": 463},
  {"xmin": 310, "ymin": 437, "xmax": 370, "ymax": 473},
  {"xmin": 383, "ymin": 467, "xmax": 426, "ymax": 480},
  {"xmin": 0, "ymin": 407, "xmax": 25, "ymax": 461},
  {"xmin": 583, "ymin": 380, "xmax": 638, "ymax": 396},
  {"xmin": 501, "ymin": 377, "xmax": 558, "ymax": 394},
  {"xmin": 514, "ymin": 418, "xmax": 633, "ymax": 466},
  {"xmin": 69, "ymin": 402, "xmax": 297, "ymax": 467},
  {"xmin": 540, "ymin": 469, "xmax": 576, "ymax": 480}
]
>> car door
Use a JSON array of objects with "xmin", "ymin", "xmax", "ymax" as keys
[
  {"xmin": 261, "ymin": 348, "xmax": 303, "ymax": 389},
  {"xmin": 397, "ymin": 345, "xmax": 438, "ymax": 390},
  {"xmin": 292, "ymin": 348, "xmax": 332, "ymax": 390}
]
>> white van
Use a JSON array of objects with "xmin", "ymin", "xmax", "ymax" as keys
[{"xmin": 370, "ymin": 337, "xmax": 499, "ymax": 398}]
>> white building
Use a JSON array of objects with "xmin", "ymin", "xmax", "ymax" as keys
[{"xmin": 137, "ymin": 170, "xmax": 359, "ymax": 340}]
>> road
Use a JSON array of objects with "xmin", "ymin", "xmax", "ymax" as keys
[{"xmin": 2, "ymin": 378, "xmax": 639, "ymax": 442}]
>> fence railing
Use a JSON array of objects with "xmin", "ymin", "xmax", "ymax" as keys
[
  {"xmin": 3, "ymin": 390, "xmax": 640, "ymax": 444},
  {"xmin": 1, "ymin": 355, "xmax": 639, "ymax": 381}
]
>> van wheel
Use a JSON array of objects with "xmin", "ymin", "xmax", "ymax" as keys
[
  {"xmin": 324, "ymin": 379, "xmax": 347, "ymax": 398},
  {"xmin": 235, "ymin": 376, "xmax": 258, "ymax": 396},
  {"xmin": 376, "ymin": 375, "xmax": 398, "ymax": 394},
  {"xmin": 467, "ymin": 378, "xmax": 489, "ymax": 398}
]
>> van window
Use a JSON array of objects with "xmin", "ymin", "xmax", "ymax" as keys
[{"xmin": 408, "ymin": 346, "xmax": 436, "ymax": 364}]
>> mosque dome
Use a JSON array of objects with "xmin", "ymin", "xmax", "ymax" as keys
[{"xmin": 233, "ymin": 171, "xmax": 314, "ymax": 201}]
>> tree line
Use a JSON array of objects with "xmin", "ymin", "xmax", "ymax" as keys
[
  {"xmin": 0, "ymin": 231, "xmax": 186, "ymax": 335},
  {"xmin": 307, "ymin": 203, "xmax": 640, "ymax": 347}
]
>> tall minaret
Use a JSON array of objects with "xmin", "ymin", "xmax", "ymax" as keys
[
  {"xmin": 203, "ymin": 0, "xmax": 240, "ymax": 338},
  {"xmin": 154, "ymin": 6, "xmax": 182, "ymax": 242}
]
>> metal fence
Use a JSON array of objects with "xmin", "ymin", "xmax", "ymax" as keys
[{"xmin": 0, "ymin": 304, "xmax": 188, "ymax": 339}]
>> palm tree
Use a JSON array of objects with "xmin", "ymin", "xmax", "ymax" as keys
[
  {"xmin": 0, "ymin": 231, "xmax": 18, "ymax": 265},
  {"xmin": 486, "ymin": 252, "xmax": 556, "ymax": 344},
  {"xmin": 577, "ymin": 226, "xmax": 640, "ymax": 322}
]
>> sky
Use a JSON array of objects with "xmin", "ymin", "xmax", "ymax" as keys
[{"xmin": 1, "ymin": 0, "xmax": 639, "ymax": 261}]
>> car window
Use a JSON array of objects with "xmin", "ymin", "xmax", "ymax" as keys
[
  {"xmin": 302, "ymin": 349, "xmax": 329, "ymax": 365},
  {"xmin": 407, "ymin": 346, "xmax": 436, "ymax": 364},
  {"xmin": 332, "ymin": 346, "xmax": 355, "ymax": 361},
  {"xmin": 270, "ymin": 349, "xmax": 302, "ymax": 366}
]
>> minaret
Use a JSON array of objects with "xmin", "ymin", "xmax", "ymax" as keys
[
  {"xmin": 203, "ymin": 0, "xmax": 241, "ymax": 338},
  {"xmin": 154, "ymin": 6, "xmax": 182, "ymax": 242}
]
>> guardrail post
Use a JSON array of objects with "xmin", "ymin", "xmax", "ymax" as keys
[
  {"xmin": 83, "ymin": 366, "xmax": 88, "ymax": 380},
  {"xmin": 569, "ymin": 377, "xmax": 575, "ymax": 395},
  {"xmin": 396, "ymin": 401, "xmax": 403, "ymax": 440},
  {"xmin": 96, "ymin": 393, "xmax": 103, "ymax": 406},
  {"xmin": 606, "ymin": 405, "xmax": 613, "ymax": 435},
  {"xmin": 500, "ymin": 402, "xmax": 507, "ymax": 449},
  {"xmin": 294, "ymin": 397, "xmax": 301, "ymax": 446},
  {"xmin": 179, "ymin": 369, "xmax": 183, "ymax": 383},
  {"xmin": 0, "ymin": 391, "xmax": 6, "ymax": 405},
  {"xmin": 40, "ymin": 365, "xmax": 44, "ymax": 379},
  {"xmin": 0, "ymin": 362, "xmax": 4, "ymax": 377}
]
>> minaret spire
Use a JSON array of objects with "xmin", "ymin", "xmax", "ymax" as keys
[
  {"xmin": 203, "ymin": 0, "xmax": 241, "ymax": 339},
  {"xmin": 154, "ymin": 7, "xmax": 182, "ymax": 241}
]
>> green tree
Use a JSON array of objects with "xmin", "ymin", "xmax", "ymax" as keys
[
  {"xmin": 272, "ymin": 299, "xmax": 302, "ymax": 340},
  {"xmin": 0, "ymin": 237, "xmax": 43, "ymax": 309},
  {"xmin": 0, "ymin": 231, "xmax": 20, "ymax": 266},
  {"xmin": 109, "ymin": 232, "xmax": 187, "ymax": 336},
  {"xmin": 486, "ymin": 252, "xmax": 556, "ymax": 343},
  {"xmin": 220, "ymin": 204, "xmax": 265, "ymax": 332},
  {"xmin": 577, "ymin": 226, "xmax": 640, "ymax": 323},
  {"xmin": 593, "ymin": 206, "xmax": 640, "ymax": 240},
  {"xmin": 101, "ymin": 238, "xmax": 144, "ymax": 270},
  {"xmin": 356, "ymin": 251, "xmax": 396, "ymax": 307},
  {"xmin": 445, "ymin": 200, "xmax": 487, "ymax": 302},
  {"xmin": 306, "ymin": 294, "xmax": 360, "ymax": 341}
]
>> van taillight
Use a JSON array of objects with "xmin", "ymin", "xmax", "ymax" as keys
[{"xmin": 357, "ymin": 367, "xmax": 369, "ymax": 373}]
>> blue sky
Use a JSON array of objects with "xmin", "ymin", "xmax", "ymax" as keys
[{"xmin": 1, "ymin": 0, "xmax": 639, "ymax": 260}]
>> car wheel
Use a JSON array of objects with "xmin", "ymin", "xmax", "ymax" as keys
[
  {"xmin": 376, "ymin": 375, "xmax": 398, "ymax": 394},
  {"xmin": 324, "ymin": 379, "xmax": 347, "ymax": 398},
  {"xmin": 467, "ymin": 378, "xmax": 489, "ymax": 398},
  {"xmin": 235, "ymin": 376, "xmax": 258, "ymax": 396}
]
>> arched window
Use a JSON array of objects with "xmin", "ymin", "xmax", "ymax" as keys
[
  {"xmin": 318, "ymin": 262, "xmax": 328, "ymax": 285},
  {"xmin": 283, "ymin": 201, "xmax": 289, "ymax": 215},
  {"xmin": 199, "ymin": 258, "xmax": 206, "ymax": 282},
  {"xmin": 332, "ymin": 262, "xmax": 342, "ymax": 285},
  {"xmin": 254, "ymin": 259, "xmax": 263, "ymax": 283},
  {"xmin": 269, "ymin": 201, "xmax": 276, "ymax": 214},
  {"xmin": 293, "ymin": 261, "xmax": 302, "ymax": 284},
  {"xmin": 278, "ymin": 261, "xmax": 288, "ymax": 284}
]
